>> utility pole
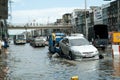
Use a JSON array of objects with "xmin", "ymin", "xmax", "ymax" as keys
[
  {"xmin": 85, "ymin": 0, "xmax": 88, "ymax": 39},
  {"xmin": 117, "ymin": 0, "xmax": 120, "ymax": 31},
  {"xmin": 9, "ymin": 0, "xmax": 13, "ymax": 21},
  {"xmin": 9, "ymin": 0, "xmax": 12, "ymax": 20}
]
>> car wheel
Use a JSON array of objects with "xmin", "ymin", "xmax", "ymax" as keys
[
  {"xmin": 42, "ymin": 45, "xmax": 45, "ymax": 47},
  {"xmin": 49, "ymin": 46, "xmax": 55, "ymax": 54},
  {"xmin": 49, "ymin": 47, "xmax": 52, "ymax": 53},
  {"xmin": 99, "ymin": 54, "xmax": 104, "ymax": 59},
  {"xmin": 33, "ymin": 44, "xmax": 36, "ymax": 47},
  {"xmin": 69, "ymin": 51, "xmax": 74, "ymax": 60},
  {"xmin": 59, "ymin": 48, "xmax": 64, "ymax": 57}
]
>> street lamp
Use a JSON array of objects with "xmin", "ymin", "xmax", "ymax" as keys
[
  {"xmin": 85, "ymin": 0, "xmax": 88, "ymax": 39},
  {"xmin": 117, "ymin": 0, "xmax": 120, "ymax": 31}
]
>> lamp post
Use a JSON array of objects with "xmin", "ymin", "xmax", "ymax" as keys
[
  {"xmin": 117, "ymin": 0, "xmax": 120, "ymax": 31},
  {"xmin": 85, "ymin": 0, "xmax": 88, "ymax": 39}
]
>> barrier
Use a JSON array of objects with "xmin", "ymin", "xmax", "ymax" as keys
[{"xmin": 112, "ymin": 45, "xmax": 120, "ymax": 58}]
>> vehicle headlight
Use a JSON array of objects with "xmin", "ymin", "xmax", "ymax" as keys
[{"xmin": 95, "ymin": 50, "xmax": 99, "ymax": 54}]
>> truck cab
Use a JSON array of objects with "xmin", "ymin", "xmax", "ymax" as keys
[{"xmin": 48, "ymin": 33, "xmax": 65, "ymax": 53}]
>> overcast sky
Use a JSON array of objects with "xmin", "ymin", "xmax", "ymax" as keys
[{"xmin": 8, "ymin": 0, "xmax": 114, "ymax": 35}]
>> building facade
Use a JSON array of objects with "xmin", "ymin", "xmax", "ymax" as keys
[
  {"xmin": 62, "ymin": 13, "xmax": 72, "ymax": 25},
  {"xmin": 0, "ymin": 0, "xmax": 8, "ymax": 39},
  {"xmin": 102, "ymin": 3, "xmax": 110, "ymax": 30},
  {"xmin": 107, "ymin": 0, "xmax": 118, "ymax": 31},
  {"xmin": 71, "ymin": 9, "xmax": 86, "ymax": 34},
  {"xmin": 71, "ymin": 9, "xmax": 94, "ymax": 36},
  {"xmin": 0, "ymin": 0, "xmax": 8, "ymax": 19}
]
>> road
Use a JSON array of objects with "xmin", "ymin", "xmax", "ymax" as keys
[{"xmin": 1, "ymin": 42, "xmax": 120, "ymax": 80}]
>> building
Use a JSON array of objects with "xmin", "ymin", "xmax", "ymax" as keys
[
  {"xmin": 55, "ymin": 19, "xmax": 63, "ymax": 25},
  {"xmin": 107, "ymin": 0, "xmax": 118, "ymax": 31},
  {"xmin": 0, "ymin": 0, "xmax": 8, "ymax": 39},
  {"xmin": 102, "ymin": 3, "xmax": 110, "ymax": 30},
  {"xmin": 117, "ymin": 0, "xmax": 120, "ymax": 30},
  {"xmin": 71, "ymin": 9, "xmax": 93, "ymax": 36},
  {"xmin": 0, "ymin": 0, "xmax": 8, "ymax": 19},
  {"xmin": 0, "ymin": 20, "xmax": 8, "ymax": 39},
  {"xmin": 71, "ymin": 9, "xmax": 85, "ymax": 33},
  {"xmin": 62, "ymin": 13, "xmax": 72, "ymax": 25}
]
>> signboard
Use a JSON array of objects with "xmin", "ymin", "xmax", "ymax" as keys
[
  {"xmin": 94, "ymin": 7, "xmax": 102, "ymax": 21},
  {"xmin": 112, "ymin": 32, "xmax": 120, "ymax": 43},
  {"xmin": 0, "ymin": 0, "xmax": 8, "ymax": 19},
  {"xmin": 94, "ymin": 7, "xmax": 103, "ymax": 24}
]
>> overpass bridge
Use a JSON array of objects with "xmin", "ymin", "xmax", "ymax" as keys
[
  {"xmin": 8, "ymin": 24, "xmax": 73, "ymax": 30},
  {"xmin": 8, "ymin": 24, "xmax": 73, "ymax": 36}
]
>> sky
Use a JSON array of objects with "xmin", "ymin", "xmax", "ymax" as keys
[{"xmin": 8, "ymin": 0, "xmax": 115, "ymax": 35}]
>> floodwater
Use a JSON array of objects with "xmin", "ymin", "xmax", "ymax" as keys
[{"xmin": 1, "ymin": 43, "xmax": 120, "ymax": 80}]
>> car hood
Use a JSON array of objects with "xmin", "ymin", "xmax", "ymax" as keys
[{"xmin": 71, "ymin": 45, "xmax": 97, "ymax": 52}]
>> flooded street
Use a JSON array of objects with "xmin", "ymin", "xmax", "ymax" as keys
[
  {"xmin": 0, "ymin": 0, "xmax": 119, "ymax": 80},
  {"xmin": 1, "ymin": 43, "xmax": 120, "ymax": 80}
]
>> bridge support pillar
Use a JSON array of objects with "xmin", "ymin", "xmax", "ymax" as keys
[{"xmin": 41, "ymin": 29, "xmax": 42, "ymax": 36}]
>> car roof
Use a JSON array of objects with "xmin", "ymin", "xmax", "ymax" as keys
[
  {"xmin": 65, "ymin": 36, "xmax": 85, "ymax": 40},
  {"xmin": 55, "ymin": 33, "xmax": 65, "ymax": 36},
  {"xmin": 70, "ymin": 33, "xmax": 84, "ymax": 37},
  {"xmin": 35, "ymin": 37, "xmax": 44, "ymax": 39}
]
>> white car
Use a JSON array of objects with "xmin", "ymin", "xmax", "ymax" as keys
[
  {"xmin": 59, "ymin": 36, "xmax": 99, "ymax": 60},
  {"xmin": 30, "ymin": 37, "xmax": 46, "ymax": 47}
]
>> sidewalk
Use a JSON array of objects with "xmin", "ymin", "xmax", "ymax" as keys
[{"xmin": 0, "ymin": 48, "xmax": 9, "ymax": 58}]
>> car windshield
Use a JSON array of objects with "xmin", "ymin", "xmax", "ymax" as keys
[
  {"xmin": 17, "ymin": 35, "xmax": 25, "ymax": 39},
  {"xmin": 56, "ymin": 35, "xmax": 64, "ymax": 38},
  {"xmin": 35, "ymin": 38, "xmax": 44, "ymax": 41},
  {"xmin": 70, "ymin": 38, "xmax": 90, "ymax": 46}
]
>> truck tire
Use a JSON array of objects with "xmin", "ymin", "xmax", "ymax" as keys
[
  {"xmin": 59, "ymin": 47, "xmax": 64, "ymax": 57},
  {"xmin": 69, "ymin": 51, "xmax": 74, "ymax": 60}
]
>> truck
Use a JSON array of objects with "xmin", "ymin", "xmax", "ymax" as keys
[
  {"xmin": 48, "ymin": 33, "xmax": 65, "ymax": 54},
  {"xmin": 88, "ymin": 24, "xmax": 108, "ymax": 50},
  {"xmin": 92, "ymin": 24, "xmax": 108, "ymax": 50}
]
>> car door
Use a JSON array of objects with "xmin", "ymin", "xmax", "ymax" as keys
[
  {"xmin": 64, "ymin": 38, "xmax": 70, "ymax": 55},
  {"xmin": 60, "ymin": 38, "xmax": 67, "ymax": 55}
]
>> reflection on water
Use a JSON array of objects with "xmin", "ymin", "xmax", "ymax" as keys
[
  {"xmin": 112, "ymin": 57, "xmax": 120, "ymax": 77},
  {"xmin": 98, "ymin": 58, "xmax": 114, "ymax": 80},
  {"xmin": 98, "ymin": 55, "xmax": 120, "ymax": 80},
  {"xmin": 3, "ymin": 44, "xmax": 120, "ymax": 80},
  {"xmin": 0, "ymin": 54, "xmax": 9, "ymax": 80}
]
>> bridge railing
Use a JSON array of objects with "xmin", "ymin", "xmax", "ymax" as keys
[{"xmin": 8, "ymin": 23, "xmax": 72, "ymax": 28}]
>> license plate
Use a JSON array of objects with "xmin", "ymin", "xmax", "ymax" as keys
[
  {"xmin": 100, "ymin": 45, "xmax": 104, "ymax": 47},
  {"xmin": 86, "ymin": 54, "xmax": 92, "ymax": 57}
]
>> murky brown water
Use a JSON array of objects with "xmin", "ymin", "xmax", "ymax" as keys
[{"xmin": 1, "ymin": 43, "xmax": 120, "ymax": 80}]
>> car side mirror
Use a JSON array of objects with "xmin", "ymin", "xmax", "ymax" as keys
[
  {"xmin": 89, "ymin": 42, "xmax": 92, "ymax": 45},
  {"xmin": 66, "ymin": 43, "xmax": 70, "ymax": 46}
]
